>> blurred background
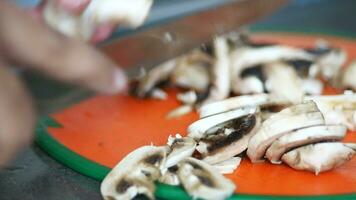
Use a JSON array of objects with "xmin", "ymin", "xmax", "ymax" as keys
[{"xmin": 1, "ymin": 0, "xmax": 356, "ymax": 199}]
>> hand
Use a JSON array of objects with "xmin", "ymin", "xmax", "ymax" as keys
[
  {"xmin": 31, "ymin": 0, "xmax": 116, "ymax": 43},
  {"xmin": 0, "ymin": 1, "xmax": 127, "ymax": 166}
]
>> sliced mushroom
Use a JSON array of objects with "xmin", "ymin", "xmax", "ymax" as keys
[
  {"xmin": 199, "ymin": 93, "xmax": 289, "ymax": 118},
  {"xmin": 135, "ymin": 59, "xmax": 177, "ymax": 98},
  {"xmin": 282, "ymin": 142, "xmax": 356, "ymax": 175},
  {"xmin": 301, "ymin": 78, "xmax": 324, "ymax": 95},
  {"xmin": 159, "ymin": 165, "xmax": 180, "ymax": 186},
  {"xmin": 265, "ymin": 125, "xmax": 346, "ymax": 164},
  {"xmin": 171, "ymin": 50, "xmax": 212, "ymax": 92},
  {"xmin": 165, "ymin": 136, "xmax": 196, "ymax": 168},
  {"xmin": 177, "ymin": 90, "xmax": 198, "ymax": 105},
  {"xmin": 197, "ymin": 114, "xmax": 261, "ymax": 164},
  {"xmin": 101, "ymin": 146, "xmax": 166, "ymax": 200},
  {"xmin": 264, "ymin": 62, "xmax": 305, "ymax": 104},
  {"xmin": 247, "ymin": 101, "xmax": 325, "ymax": 163},
  {"xmin": 150, "ymin": 88, "xmax": 167, "ymax": 100},
  {"xmin": 188, "ymin": 106, "xmax": 257, "ymax": 139},
  {"xmin": 177, "ymin": 157, "xmax": 235, "ymax": 200},
  {"xmin": 238, "ymin": 76, "xmax": 265, "ymax": 94},
  {"xmin": 213, "ymin": 157, "xmax": 242, "ymax": 174},
  {"xmin": 305, "ymin": 93, "xmax": 356, "ymax": 130},
  {"xmin": 230, "ymin": 46, "xmax": 314, "ymax": 94},
  {"xmin": 341, "ymin": 61, "xmax": 356, "ymax": 91},
  {"xmin": 166, "ymin": 105, "xmax": 194, "ymax": 119},
  {"xmin": 316, "ymin": 48, "xmax": 347, "ymax": 81},
  {"xmin": 44, "ymin": 0, "xmax": 153, "ymax": 40},
  {"xmin": 203, "ymin": 37, "xmax": 231, "ymax": 105}
]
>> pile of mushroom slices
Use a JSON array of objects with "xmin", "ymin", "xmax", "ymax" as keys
[
  {"xmin": 131, "ymin": 32, "xmax": 356, "ymax": 118},
  {"xmin": 101, "ymin": 135, "xmax": 236, "ymax": 200}
]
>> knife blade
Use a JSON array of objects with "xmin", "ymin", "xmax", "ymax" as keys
[{"xmin": 101, "ymin": 0, "xmax": 288, "ymax": 76}]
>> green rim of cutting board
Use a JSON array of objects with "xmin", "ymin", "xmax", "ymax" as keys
[{"xmin": 35, "ymin": 27, "xmax": 356, "ymax": 200}]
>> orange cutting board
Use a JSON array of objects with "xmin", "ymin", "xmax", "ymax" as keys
[{"xmin": 36, "ymin": 32, "xmax": 356, "ymax": 199}]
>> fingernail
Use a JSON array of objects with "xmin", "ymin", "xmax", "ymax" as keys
[
  {"xmin": 112, "ymin": 68, "xmax": 128, "ymax": 94},
  {"xmin": 91, "ymin": 24, "xmax": 115, "ymax": 44},
  {"xmin": 57, "ymin": 0, "xmax": 90, "ymax": 14}
]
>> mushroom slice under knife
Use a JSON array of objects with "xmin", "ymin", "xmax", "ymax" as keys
[
  {"xmin": 202, "ymin": 36, "xmax": 231, "ymax": 105},
  {"xmin": 177, "ymin": 157, "xmax": 235, "ymax": 200},
  {"xmin": 247, "ymin": 101, "xmax": 325, "ymax": 163},
  {"xmin": 197, "ymin": 114, "xmax": 261, "ymax": 164},
  {"xmin": 170, "ymin": 50, "xmax": 212, "ymax": 93},
  {"xmin": 265, "ymin": 125, "xmax": 346, "ymax": 164},
  {"xmin": 282, "ymin": 142, "xmax": 356, "ymax": 175},
  {"xmin": 134, "ymin": 59, "xmax": 177, "ymax": 98},
  {"xmin": 230, "ymin": 46, "xmax": 315, "ymax": 94},
  {"xmin": 305, "ymin": 93, "xmax": 356, "ymax": 131},
  {"xmin": 188, "ymin": 106, "xmax": 257, "ymax": 139},
  {"xmin": 101, "ymin": 146, "xmax": 166, "ymax": 200}
]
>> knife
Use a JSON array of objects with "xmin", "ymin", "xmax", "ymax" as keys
[{"xmin": 101, "ymin": 0, "xmax": 288, "ymax": 76}]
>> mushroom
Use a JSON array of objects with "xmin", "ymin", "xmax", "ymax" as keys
[
  {"xmin": 213, "ymin": 157, "xmax": 242, "ymax": 174},
  {"xmin": 264, "ymin": 62, "xmax": 305, "ymax": 104},
  {"xmin": 159, "ymin": 165, "xmax": 180, "ymax": 186},
  {"xmin": 177, "ymin": 157, "xmax": 235, "ymax": 200},
  {"xmin": 101, "ymin": 146, "xmax": 166, "ymax": 200},
  {"xmin": 265, "ymin": 125, "xmax": 346, "ymax": 164},
  {"xmin": 133, "ymin": 58, "xmax": 177, "ymax": 98},
  {"xmin": 282, "ymin": 142, "xmax": 356, "ymax": 175},
  {"xmin": 166, "ymin": 105, "xmax": 194, "ymax": 119},
  {"xmin": 188, "ymin": 106, "xmax": 257, "ymax": 139},
  {"xmin": 196, "ymin": 114, "xmax": 261, "ymax": 164},
  {"xmin": 247, "ymin": 101, "xmax": 325, "ymax": 163},
  {"xmin": 202, "ymin": 37, "xmax": 231, "ymax": 105},
  {"xmin": 230, "ymin": 45, "xmax": 315, "ymax": 94},
  {"xmin": 304, "ymin": 93, "xmax": 356, "ymax": 130},
  {"xmin": 177, "ymin": 90, "xmax": 198, "ymax": 105},
  {"xmin": 198, "ymin": 93, "xmax": 288, "ymax": 118},
  {"xmin": 301, "ymin": 78, "xmax": 324, "ymax": 95},
  {"xmin": 165, "ymin": 135, "xmax": 196, "ymax": 168},
  {"xmin": 315, "ymin": 48, "xmax": 347, "ymax": 82},
  {"xmin": 44, "ymin": 0, "xmax": 154, "ymax": 40},
  {"xmin": 170, "ymin": 50, "xmax": 212, "ymax": 93}
]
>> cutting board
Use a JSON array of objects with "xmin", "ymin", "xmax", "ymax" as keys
[{"xmin": 36, "ymin": 32, "xmax": 356, "ymax": 200}]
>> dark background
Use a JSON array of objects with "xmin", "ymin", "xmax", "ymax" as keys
[{"xmin": 1, "ymin": 0, "xmax": 356, "ymax": 199}]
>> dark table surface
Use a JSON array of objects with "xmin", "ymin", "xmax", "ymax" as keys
[{"xmin": 1, "ymin": 0, "xmax": 356, "ymax": 199}]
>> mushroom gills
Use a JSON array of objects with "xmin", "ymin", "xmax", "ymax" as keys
[
  {"xmin": 165, "ymin": 135, "xmax": 196, "ymax": 168},
  {"xmin": 247, "ymin": 101, "xmax": 325, "ymax": 163},
  {"xmin": 282, "ymin": 142, "xmax": 356, "ymax": 175},
  {"xmin": 198, "ymin": 114, "xmax": 262, "ymax": 164},
  {"xmin": 101, "ymin": 146, "xmax": 166, "ymax": 200},
  {"xmin": 177, "ymin": 157, "xmax": 235, "ymax": 200},
  {"xmin": 188, "ymin": 106, "xmax": 257, "ymax": 139},
  {"xmin": 265, "ymin": 125, "xmax": 347, "ymax": 164}
]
